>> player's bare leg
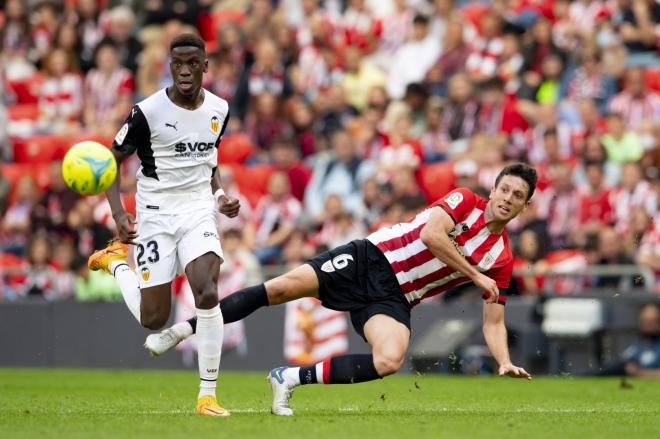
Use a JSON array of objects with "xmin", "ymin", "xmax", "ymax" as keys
[
  {"xmin": 146, "ymin": 264, "xmax": 320, "ymax": 355},
  {"xmin": 363, "ymin": 315, "xmax": 410, "ymax": 376},
  {"xmin": 186, "ymin": 251, "xmax": 229, "ymax": 417},
  {"xmin": 139, "ymin": 283, "xmax": 173, "ymax": 330},
  {"xmin": 268, "ymin": 314, "xmax": 410, "ymax": 415}
]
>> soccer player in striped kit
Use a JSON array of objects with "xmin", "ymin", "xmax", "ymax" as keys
[{"xmin": 147, "ymin": 163, "xmax": 536, "ymax": 415}]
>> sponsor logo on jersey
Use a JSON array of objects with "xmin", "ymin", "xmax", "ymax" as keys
[
  {"xmin": 210, "ymin": 116, "xmax": 220, "ymax": 134},
  {"xmin": 174, "ymin": 142, "xmax": 215, "ymax": 153},
  {"xmin": 165, "ymin": 121, "xmax": 178, "ymax": 131},
  {"xmin": 203, "ymin": 231, "xmax": 218, "ymax": 239},
  {"xmin": 174, "ymin": 141, "xmax": 215, "ymax": 160},
  {"xmin": 444, "ymin": 192, "xmax": 464, "ymax": 209},
  {"xmin": 140, "ymin": 267, "xmax": 150, "ymax": 282},
  {"xmin": 115, "ymin": 123, "xmax": 129, "ymax": 145},
  {"xmin": 321, "ymin": 260, "xmax": 335, "ymax": 273}
]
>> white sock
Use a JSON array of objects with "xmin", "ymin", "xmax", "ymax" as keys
[
  {"xmin": 282, "ymin": 367, "xmax": 301, "ymax": 387},
  {"xmin": 111, "ymin": 262, "xmax": 141, "ymax": 323},
  {"xmin": 196, "ymin": 305, "xmax": 224, "ymax": 398}
]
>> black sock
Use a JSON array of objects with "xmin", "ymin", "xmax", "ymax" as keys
[
  {"xmin": 298, "ymin": 364, "xmax": 318, "ymax": 385},
  {"xmin": 188, "ymin": 284, "xmax": 269, "ymax": 334},
  {"xmin": 299, "ymin": 354, "xmax": 382, "ymax": 385}
]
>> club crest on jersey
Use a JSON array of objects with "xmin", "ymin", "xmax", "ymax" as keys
[
  {"xmin": 444, "ymin": 192, "xmax": 464, "ymax": 209},
  {"xmin": 115, "ymin": 123, "xmax": 129, "ymax": 145},
  {"xmin": 210, "ymin": 116, "xmax": 220, "ymax": 134},
  {"xmin": 140, "ymin": 267, "xmax": 150, "ymax": 282}
]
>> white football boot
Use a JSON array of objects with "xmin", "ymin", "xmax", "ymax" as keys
[
  {"xmin": 144, "ymin": 327, "xmax": 186, "ymax": 357},
  {"xmin": 267, "ymin": 367, "xmax": 296, "ymax": 416}
]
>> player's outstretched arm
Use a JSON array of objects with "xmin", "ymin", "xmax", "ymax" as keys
[
  {"xmin": 420, "ymin": 207, "xmax": 500, "ymax": 302},
  {"xmin": 483, "ymin": 302, "xmax": 532, "ymax": 380},
  {"xmin": 107, "ymin": 147, "xmax": 138, "ymax": 245}
]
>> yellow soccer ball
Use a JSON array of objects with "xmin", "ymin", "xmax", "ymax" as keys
[{"xmin": 62, "ymin": 141, "xmax": 117, "ymax": 195}]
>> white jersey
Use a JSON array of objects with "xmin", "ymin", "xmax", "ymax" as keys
[{"xmin": 112, "ymin": 88, "xmax": 229, "ymax": 214}]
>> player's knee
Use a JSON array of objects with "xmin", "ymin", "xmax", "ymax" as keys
[
  {"xmin": 195, "ymin": 285, "xmax": 218, "ymax": 309},
  {"xmin": 141, "ymin": 312, "xmax": 168, "ymax": 330},
  {"xmin": 373, "ymin": 350, "xmax": 404, "ymax": 377}
]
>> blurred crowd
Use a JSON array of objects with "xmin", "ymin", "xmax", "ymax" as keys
[{"xmin": 1, "ymin": 0, "xmax": 659, "ymax": 303}]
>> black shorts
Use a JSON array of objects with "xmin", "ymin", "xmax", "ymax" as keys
[{"xmin": 307, "ymin": 239, "xmax": 411, "ymax": 341}]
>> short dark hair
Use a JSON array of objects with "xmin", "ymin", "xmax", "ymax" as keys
[
  {"xmin": 413, "ymin": 14, "xmax": 429, "ymax": 25},
  {"xmin": 170, "ymin": 33, "xmax": 206, "ymax": 54},
  {"xmin": 494, "ymin": 163, "xmax": 538, "ymax": 201}
]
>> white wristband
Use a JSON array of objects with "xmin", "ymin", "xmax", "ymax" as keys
[{"xmin": 214, "ymin": 188, "xmax": 226, "ymax": 201}]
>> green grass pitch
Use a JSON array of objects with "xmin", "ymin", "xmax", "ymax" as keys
[{"xmin": 1, "ymin": 369, "xmax": 659, "ymax": 439}]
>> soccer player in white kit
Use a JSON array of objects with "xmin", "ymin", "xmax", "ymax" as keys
[{"xmin": 87, "ymin": 34, "xmax": 240, "ymax": 416}]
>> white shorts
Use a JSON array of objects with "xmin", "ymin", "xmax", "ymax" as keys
[{"xmin": 134, "ymin": 207, "xmax": 223, "ymax": 288}]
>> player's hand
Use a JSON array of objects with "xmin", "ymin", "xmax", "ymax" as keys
[
  {"xmin": 473, "ymin": 273, "xmax": 499, "ymax": 304},
  {"xmin": 218, "ymin": 195, "xmax": 240, "ymax": 218},
  {"xmin": 113, "ymin": 211, "xmax": 138, "ymax": 245},
  {"xmin": 499, "ymin": 363, "xmax": 532, "ymax": 380}
]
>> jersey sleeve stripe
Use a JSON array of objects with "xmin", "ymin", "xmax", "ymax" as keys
[{"xmin": 438, "ymin": 203, "xmax": 458, "ymax": 224}]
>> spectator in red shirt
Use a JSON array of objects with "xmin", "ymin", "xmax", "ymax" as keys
[
  {"xmin": 31, "ymin": 1, "xmax": 61, "ymax": 66},
  {"xmin": 31, "ymin": 161, "xmax": 80, "ymax": 238},
  {"xmin": 377, "ymin": 101, "xmax": 423, "ymax": 182},
  {"xmin": 1, "ymin": 0, "xmax": 32, "ymax": 63},
  {"xmin": 440, "ymin": 73, "xmax": 479, "ymax": 142},
  {"xmin": 75, "ymin": 0, "xmax": 105, "ymax": 73},
  {"xmin": 610, "ymin": 161, "xmax": 657, "ymax": 235},
  {"xmin": 573, "ymin": 160, "xmax": 614, "ymax": 246},
  {"xmin": 245, "ymin": 171, "xmax": 303, "ymax": 264},
  {"xmin": 1, "ymin": 176, "xmax": 39, "ymax": 256},
  {"xmin": 563, "ymin": 46, "xmax": 617, "ymax": 114},
  {"xmin": 244, "ymin": 92, "xmax": 294, "ymax": 158},
  {"xmin": 512, "ymin": 228, "xmax": 547, "ymax": 295},
  {"xmin": 426, "ymin": 19, "xmax": 469, "ymax": 97},
  {"xmin": 543, "ymin": 162, "xmax": 580, "ymax": 250},
  {"xmin": 477, "ymin": 77, "xmax": 528, "ymax": 137},
  {"xmin": 83, "ymin": 41, "xmax": 135, "ymax": 137},
  {"xmin": 465, "ymin": 11, "xmax": 504, "ymax": 83},
  {"xmin": 521, "ymin": 17, "xmax": 565, "ymax": 75},
  {"xmin": 608, "ymin": 67, "xmax": 660, "ymax": 131},
  {"xmin": 289, "ymin": 101, "xmax": 316, "ymax": 158},
  {"xmin": 233, "ymin": 38, "xmax": 293, "ymax": 121},
  {"xmin": 636, "ymin": 214, "xmax": 660, "ymax": 292},
  {"xmin": 270, "ymin": 138, "xmax": 312, "ymax": 202},
  {"xmin": 38, "ymin": 47, "xmax": 83, "ymax": 136}
]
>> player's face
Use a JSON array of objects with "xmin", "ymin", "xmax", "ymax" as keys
[
  {"xmin": 170, "ymin": 47, "xmax": 207, "ymax": 98},
  {"xmin": 489, "ymin": 175, "xmax": 530, "ymax": 221}
]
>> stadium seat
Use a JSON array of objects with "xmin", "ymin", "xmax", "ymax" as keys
[
  {"xmin": 1, "ymin": 163, "xmax": 51, "ymax": 192},
  {"xmin": 7, "ymin": 74, "xmax": 44, "ymax": 104},
  {"xmin": 12, "ymin": 135, "xmax": 65, "ymax": 164},
  {"xmin": 63, "ymin": 135, "xmax": 114, "ymax": 151},
  {"xmin": 7, "ymin": 104, "xmax": 40, "ymax": 121},
  {"xmin": 218, "ymin": 133, "xmax": 255, "ymax": 164},
  {"xmin": 461, "ymin": 3, "xmax": 489, "ymax": 32},
  {"xmin": 229, "ymin": 163, "xmax": 274, "ymax": 204},
  {"xmin": 418, "ymin": 162, "xmax": 456, "ymax": 203},
  {"xmin": 644, "ymin": 68, "xmax": 660, "ymax": 93},
  {"xmin": 0, "ymin": 252, "xmax": 28, "ymax": 272}
]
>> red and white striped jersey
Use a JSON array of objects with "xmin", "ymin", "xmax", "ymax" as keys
[{"xmin": 367, "ymin": 188, "xmax": 513, "ymax": 307}]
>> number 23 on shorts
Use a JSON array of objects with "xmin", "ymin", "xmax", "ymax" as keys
[{"xmin": 137, "ymin": 240, "xmax": 160, "ymax": 266}]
